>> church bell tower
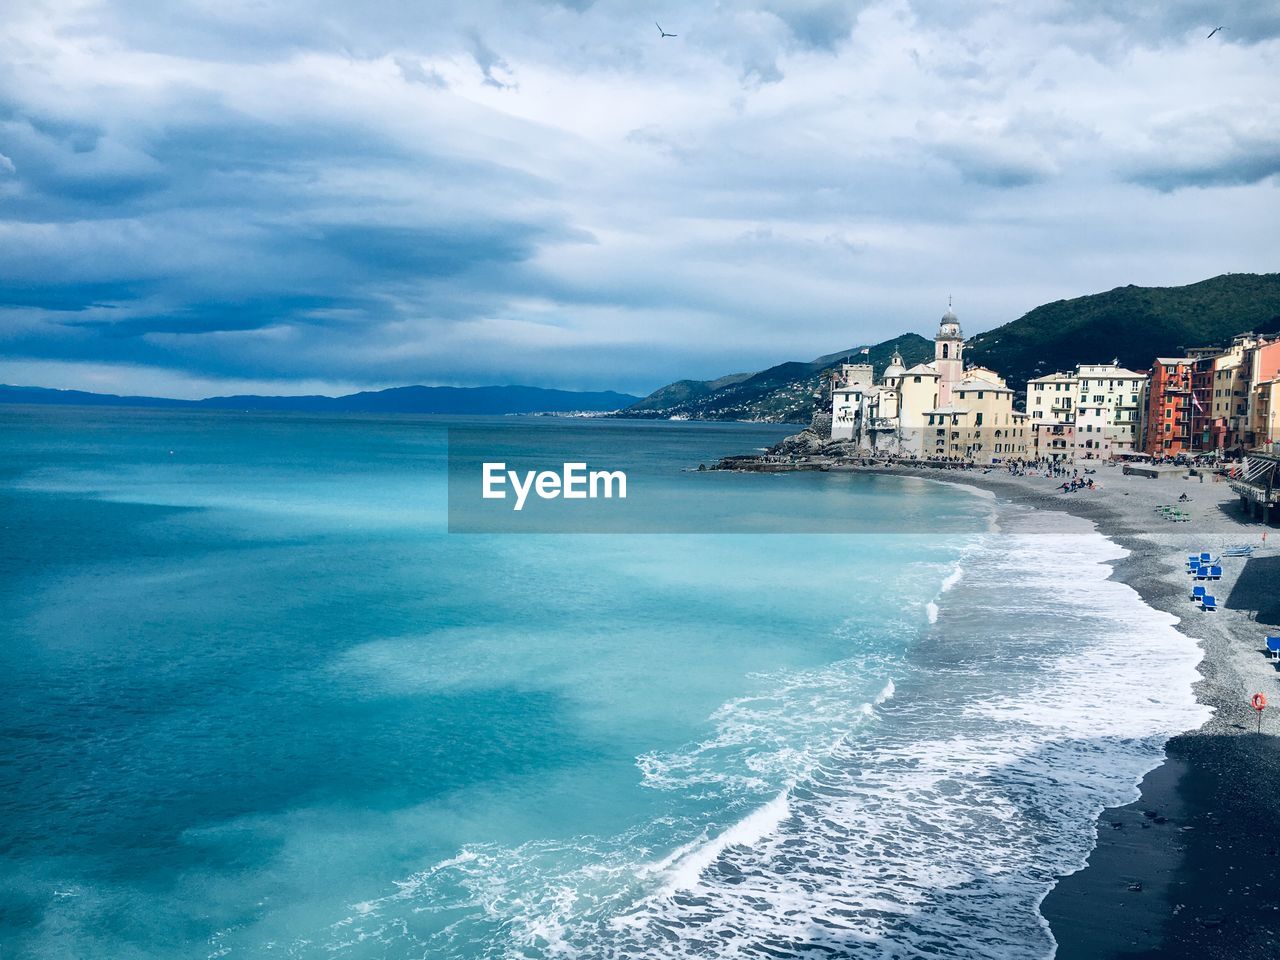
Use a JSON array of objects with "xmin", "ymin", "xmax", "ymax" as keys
[{"xmin": 935, "ymin": 300, "xmax": 963, "ymax": 405}]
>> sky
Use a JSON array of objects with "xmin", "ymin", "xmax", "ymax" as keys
[{"xmin": 1, "ymin": 1, "xmax": 1278, "ymax": 399}]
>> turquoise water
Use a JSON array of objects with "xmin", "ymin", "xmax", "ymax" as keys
[{"xmin": 0, "ymin": 408, "xmax": 1206, "ymax": 959}]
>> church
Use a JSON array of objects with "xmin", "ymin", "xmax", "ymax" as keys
[{"xmin": 829, "ymin": 307, "xmax": 1030, "ymax": 462}]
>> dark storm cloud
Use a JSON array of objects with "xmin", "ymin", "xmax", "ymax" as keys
[
  {"xmin": 1127, "ymin": 141, "xmax": 1280, "ymax": 192},
  {"xmin": 0, "ymin": 1, "xmax": 1276, "ymax": 396}
]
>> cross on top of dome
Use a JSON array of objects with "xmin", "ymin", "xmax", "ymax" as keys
[{"xmin": 939, "ymin": 297, "xmax": 962, "ymax": 339}]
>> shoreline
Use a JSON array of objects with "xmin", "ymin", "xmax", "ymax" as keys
[
  {"xmin": 723, "ymin": 457, "xmax": 1280, "ymax": 957},
  {"xmin": 921, "ymin": 467, "xmax": 1280, "ymax": 958}
]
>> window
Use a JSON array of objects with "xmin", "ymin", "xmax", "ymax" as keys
[{"xmin": 975, "ymin": 412, "xmax": 984, "ymax": 426}]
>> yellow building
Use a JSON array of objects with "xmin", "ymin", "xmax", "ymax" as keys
[
  {"xmin": 1027, "ymin": 372, "xmax": 1076, "ymax": 424},
  {"xmin": 830, "ymin": 305, "xmax": 1028, "ymax": 462},
  {"xmin": 923, "ymin": 370, "xmax": 1029, "ymax": 460},
  {"xmin": 1251, "ymin": 377, "xmax": 1280, "ymax": 447}
]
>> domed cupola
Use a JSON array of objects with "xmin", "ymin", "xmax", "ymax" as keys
[
  {"xmin": 883, "ymin": 350, "xmax": 906, "ymax": 381},
  {"xmin": 939, "ymin": 308, "xmax": 962, "ymax": 341}
]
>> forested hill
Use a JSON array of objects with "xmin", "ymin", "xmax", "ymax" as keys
[
  {"xmin": 965, "ymin": 273, "xmax": 1280, "ymax": 391},
  {"xmin": 620, "ymin": 273, "xmax": 1280, "ymax": 422},
  {"xmin": 619, "ymin": 333, "xmax": 933, "ymax": 422}
]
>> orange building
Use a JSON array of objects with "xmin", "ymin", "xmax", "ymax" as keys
[
  {"xmin": 1143, "ymin": 357, "xmax": 1195, "ymax": 455},
  {"xmin": 1248, "ymin": 340, "xmax": 1280, "ymax": 447}
]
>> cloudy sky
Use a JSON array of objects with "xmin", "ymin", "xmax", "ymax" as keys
[{"xmin": 1, "ymin": 1, "xmax": 1277, "ymax": 398}]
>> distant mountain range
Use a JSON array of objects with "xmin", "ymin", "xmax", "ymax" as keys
[
  {"xmin": 0, "ymin": 383, "xmax": 641, "ymax": 415},
  {"xmin": 7, "ymin": 274, "xmax": 1278, "ymax": 424},
  {"xmin": 622, "ymin": 273, "xmax": 1280, "ymax": 423},
  {"xmin": 620, "ymin": 333, "xmax": 935, "ymax": 422}
]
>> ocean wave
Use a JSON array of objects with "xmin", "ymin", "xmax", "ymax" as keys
[
  {"xmin": 288, "ymin": 514, "xmax": 1204, "ymax": 960},
  {"xmin": 587, "ymin": 519, "xmax": 1206, "ymax": 959}
]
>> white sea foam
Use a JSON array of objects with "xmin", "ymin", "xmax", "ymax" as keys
[
  {"xmin": 305, "ymin": 509, "xmax": 1206, "ymax": 960},
  {"xmin": 925, "ymin": 560, "xmax": 963, "ymax": 623},
  {"xmin": 586, "ymin": 514, "xmax": 1207, "ymax": 960},
  {"xmin": 940, "ymin": 563, "xmax": 964, "ymax": 593},
  {"xmin": 660, "ymin": 791, "xmax": 792, "ymax": 894}
]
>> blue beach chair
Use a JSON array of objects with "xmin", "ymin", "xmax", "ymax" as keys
[
  {"xmin": 1200, "ymin": 552, "xmax": 1212, "ymax": 563},
  {"xmin": 1191, "ymin": 585, "xmax": 1206, "ymax": 603},
  {"xmin": 1208, "ymin": 566, "xmax": 1223, "ymax": 581},
  {"xmin": 1199, "ymin": 595, "xmax": 1218, "ymax": 612},
  {"xmin": 1266, "ymin": 636, "xmax": 1280, "ymax": 661}
]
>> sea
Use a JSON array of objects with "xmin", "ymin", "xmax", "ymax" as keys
[{"xmin": 0, "ymin": 407, "xmax": 1209, "ymax": 959}]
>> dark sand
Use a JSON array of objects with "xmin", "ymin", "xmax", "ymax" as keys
[
  {"xmin": 867, "ymin": 465, "xmax": 1280, "ymax": 958},
  {"xmin": 718, "ymin": 450, "xmax": 1280, "ymax": 954}
]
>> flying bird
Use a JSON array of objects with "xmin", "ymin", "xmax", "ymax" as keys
[
  {"xmin": 655, "ymin": 22, "xmax": 677, "ymax": 38},
  {"xmin": 1207, "ymin": 26, "xmax": 1224, "ymax": 38}
]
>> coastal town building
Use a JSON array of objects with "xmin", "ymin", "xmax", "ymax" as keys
[
  {"xmin": 1191, "ymin": 354, "xmax": 1216, "ymax": 451},
  {"xmin": 829, "ymin": 308, "xmax": 1029, "ymax": 462},
  {"xmin": 1254, "ymin": 378, "xmax": 1280, "ymax": 448},
  {"xmin": 1027, "ymin": 372, "xmax": 1076, "ymax": 422},
  {"xmin": 829, "ymin": 362, "xmax": 874, "ymax": 442},
  {"xmin": 1027, "ymin": 363, "xmax": 1146, "ymax": 460},
  {"xmin": 1076, "ymin": 363, "xmax": 1146, "ymax": 455},
  {"xmin": 1139, "ymin": 334, "xmax": 1280, "ymax": 454},
  {"xmin": 1186, "ymin": 334, "xmax": 1275, "ymax": 452},
  {"xmin": 1247, "ymin": 340, "xmax": 1280, "ymax": 448},
  {"xmin": 1142, "ymin": 357, "xmax": 1195, "ymax": 456},
  {"xmin": 828, "ymin": 316, "xmax": 1279, "ymax": 465}
]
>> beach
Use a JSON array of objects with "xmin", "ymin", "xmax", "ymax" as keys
[{"xmin": 832, "ymin": 463, "xmax": 1280, "ymax": 957}]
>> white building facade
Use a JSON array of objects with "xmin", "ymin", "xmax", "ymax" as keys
[
  {"xmin": 1027, "ymin": 362, "xmax": 1147, "ymax": 461},
  {"xmin": 830, "ymin": 308, "xmax": 1029, "ymax": 462}
]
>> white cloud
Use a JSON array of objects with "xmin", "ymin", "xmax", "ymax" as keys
[{"xmin": 0, "ymin": 0, "xmax": 1277, "ymax": 396}]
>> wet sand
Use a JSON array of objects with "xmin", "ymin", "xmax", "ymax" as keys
[{"xmin": 864, "ymin": 465, "xmax": 1280, "ymax": 958}]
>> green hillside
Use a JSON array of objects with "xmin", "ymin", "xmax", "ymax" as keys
[
  {"xmin": 966, "ymin": 273, "xmax": 1280, "ymax": 390},
  {"xmin": 620, "ymin": 333, "xmax": 933, "ymax": 422},
  {"xmin": 621, "ymin": 273, "xmax": 1280, "ymax": 423}
]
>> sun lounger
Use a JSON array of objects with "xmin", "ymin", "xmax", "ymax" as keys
[
  {"xmin": 1208, "ymin": 565, "xmax": 1222, "ymax": 580},
  {"xmin": 1191, "ymin": 585, "xmax": 1206, "ymax": 602},
  {"xmin": 1266, "ymin": 636, "xmax": 1280, "ymax": 661},
  {"xmin": 1200, "ymin": 552, "xmax": 1212, "ymax": 562},
  {"xmin": 1223, "ymin": 545, "xmax": 1253, "ymax": 557},
  {"xmin": 1199, "ymin": 595, "xmax": 1218, "ymax": 611}
]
